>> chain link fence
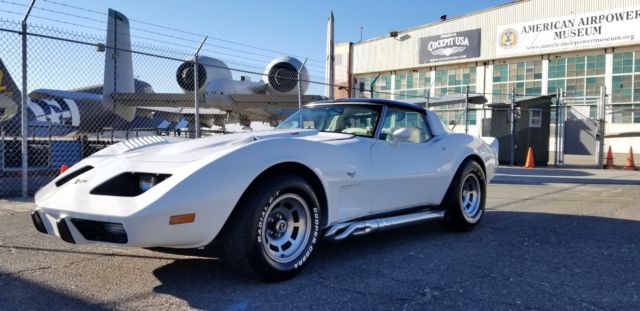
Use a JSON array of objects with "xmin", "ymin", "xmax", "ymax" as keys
[
  {"xmin": 0, "ymin": 5, "xmax": 342, "ymax": 197},
  {"xmin": 0, "ymin": 3, "xmax": 612, "ymax": 197}
]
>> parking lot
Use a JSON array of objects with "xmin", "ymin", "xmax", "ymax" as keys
[{"xmin": 1, "ymin": 167, "xmax": 639, "ymax": 310}]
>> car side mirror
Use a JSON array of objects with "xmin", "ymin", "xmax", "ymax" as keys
[{"xmin": 390, "ymin": 127, "xmax": 412, "ymax": 146}]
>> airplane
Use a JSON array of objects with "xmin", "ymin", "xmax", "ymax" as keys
[
  {"xmin": 0, "ymin": 56, "xmax": 197, "ymax": 137},
  {"xmin": 104, "ymin": 9, "xmax": 324, "ymax": 128},
  {"xmin": 0, "ymin": 8, "xmax": 323, "ymax": 137}
]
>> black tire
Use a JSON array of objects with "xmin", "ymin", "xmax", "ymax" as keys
[
  {"xmin": 221, "ymin": 175, "xmax": 321, "ymax": 281},
  {"xmin": 440, "ymin": 160, "xmax": 486, "ymax": 231}
]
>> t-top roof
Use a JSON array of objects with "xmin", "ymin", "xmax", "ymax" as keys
[{"xmin": 310, "ymin": 98, "xmax": 427, "ymax": 113}]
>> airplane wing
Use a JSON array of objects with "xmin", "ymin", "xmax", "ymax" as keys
[
  {"xmin": 29, "ymin": 89, "xmax": 102, "ymax": 102},
  {"xmin": 112, "ymin": 93, "xmax": 325, "ymax": 123},
  {"xmin": 112, "ymin": 93, "xmax": 324, "ymax": 109},
  {"xmin": 137, "ymin": 106, "xmax": 226, "ymax": 126}
]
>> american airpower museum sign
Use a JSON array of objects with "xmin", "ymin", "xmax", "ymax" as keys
[
  {"xmin": 497, "ymin": 6, "xmax": 640, "ymax": 56},
  {"xmin": 419, "ymin": 29, "xmax": 481, "ymax": 64}
]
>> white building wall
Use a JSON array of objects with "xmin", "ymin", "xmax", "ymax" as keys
[{"xmin": 352, "ymin": 0, "xmax": 640, "ymax": 74}]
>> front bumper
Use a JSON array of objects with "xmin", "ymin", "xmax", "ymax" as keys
[
  {"xmin": 31, "ymin": 209, "xmax": 128, "ymax": 245},
  {"xmin": 31, "ymin": 204, "xmax": 215, "ymax": 248}
]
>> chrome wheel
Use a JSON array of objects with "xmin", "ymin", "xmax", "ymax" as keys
[
  {"xmin": 460, "ymin": 174, "xmax": 481, "ymax": 219},
  {"xmin": 260, "ymin": 193, "xmax": 311, "ymax": 263}
]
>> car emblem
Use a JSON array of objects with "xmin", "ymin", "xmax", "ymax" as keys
[{"xmin": 74, "ymin": 178, "xmax": 88, "ymax": 184}]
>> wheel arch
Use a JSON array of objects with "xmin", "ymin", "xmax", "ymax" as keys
[
  {"xmin": 229, "ymin": 161, "xmax": 329, "ymax": 229},
  {"xmin": 438, "ymin": 152, "xmax": 487, "ymax": 207},
  {"xmin": 463, "ymin": 154, "xmax": 486, "ymax": 177}
]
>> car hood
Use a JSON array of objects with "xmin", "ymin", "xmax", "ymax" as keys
[{"xmin": 95, "ymin": 129, "xmax": 353, "ymax": 163}]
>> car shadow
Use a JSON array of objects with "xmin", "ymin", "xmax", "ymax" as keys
[
  {"xmin": 0, "ymin": 273, "xmax": 108, "ymax": 310},
  {"xmin": 151, "ymin": 211, "xmax": 640, "ymax": 310}
]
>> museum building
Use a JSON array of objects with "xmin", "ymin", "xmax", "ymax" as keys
[{"xmin": 332, "ymin": 0, "xmax": 640, "ymax": 152}]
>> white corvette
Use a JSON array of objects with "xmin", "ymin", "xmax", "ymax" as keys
[{"xmin": 33, "ymin": 99, "xmax": 498, "ymax": 281}]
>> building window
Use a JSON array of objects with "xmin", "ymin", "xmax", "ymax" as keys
[
  {"xmin": 431, "ymin": 66, "xmax": 477, "ymax": 126},
  {"xmin": 612, "ymin": 50, "xmax": 640, "ymax": 123},
  {"xmin": 433, "ymin": 67, "xmax": 476, "ymax": 96},
  {"xmin": 548, "ymin": 55, "xmax": 605, "ymax": 96},
  {"xmin": 548, "ymin": 54, "xmax": 605, "ymax": 115},
  {"xmin": 529, "ymin": 109, "xmax": 542, "ymax": 128},
  {"xmin": 394, "ymin": 69, "xmax": 431, "ymax": 100},
  {"xmin": 492, "ymin": 60, "xmax": 542, "ymax": 103},
  {"xmin": 356, "ymin": 73, "xmax": 393, "ymax": 99}
]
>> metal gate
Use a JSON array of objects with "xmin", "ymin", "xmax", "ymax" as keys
[
  {"xmin": 555, "ymin": 89, "xmax": 606, "ymax": 168},
  {"xmin": 564, "ymin": 104, "xmax": 597, "ymax": 155}
]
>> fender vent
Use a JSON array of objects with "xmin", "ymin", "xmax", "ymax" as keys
[
  {"xmin": 55, "ymin": 166, "xmax": 94, "ymax": 187},
  {"xmin": 116, "ymin": 136, "xmax": 168, "ymax": 154}
]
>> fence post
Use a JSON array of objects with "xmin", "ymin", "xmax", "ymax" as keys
[
  {"xmin": 298, "ymin": 58, "xmax": 308, "ymax": 109},
  {"xmin": 509, "ymin": 86, "xmax": 516, "ymax": 166},
  {"xmin": 193, "ymin": 36, "xmax": 207, "ymax": 139},
  {"xmin": 464, "ymin": 85, "xmax": 469, "ymax": 134},
  {"xmin": 558, "ymin": 89, "xmax": 565, "ymax": 167},
  {"xmin": 554, "ymin": 88, "xmax": 560, "ymax": 167},
  {"xmin": 595, "ymin": 85, "xmax": 606, "ymax": 169},
  {"xmin": 425, "ymin": 88, "xmax": 430, "ymax": 109},
  {"xmin": 20, "ymin": 0, "xmax": 36, "ymax": 198}
]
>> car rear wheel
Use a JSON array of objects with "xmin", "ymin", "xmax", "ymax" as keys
[
  {"xmin": 440, "ymin": 160, "xmax": 486, "ymax": 231},
  {"xmin": 221, "ymin": 175, "xmax": 321, "ymax": 281}
]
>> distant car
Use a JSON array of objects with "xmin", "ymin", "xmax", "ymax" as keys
[{"xmin": 32, "ymin": 98, "xmax": 499, "ymax": 281}]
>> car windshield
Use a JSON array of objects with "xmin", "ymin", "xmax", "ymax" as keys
[{"xmin": 276, "ymin": 104, "xmax": 382, "ymax": 138}]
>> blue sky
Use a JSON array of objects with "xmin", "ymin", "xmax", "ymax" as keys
[
  {"xmin": 0, "ymin": 0, "xmax": 508, "ymax": 92},
  {"xmin": 77, "ymin": 0, "xmax": 507, "ymax": 60}
]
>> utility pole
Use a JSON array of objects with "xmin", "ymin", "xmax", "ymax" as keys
[
  {"xmin": 325, "ymin": 11, "xmax": 334, "ymax": 99},
  {"xmin": 20, "ymin": 0, "xmax": 36, "ymax": 198}
]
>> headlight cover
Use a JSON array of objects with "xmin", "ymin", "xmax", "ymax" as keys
[{"xmin": 90, "ymin": 172, "xmax": 171, "ymax": 197}]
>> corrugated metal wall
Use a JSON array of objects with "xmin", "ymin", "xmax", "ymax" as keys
[{"xmin": 352, "ymin": 0, "xmax": 640, "ymax": 74}]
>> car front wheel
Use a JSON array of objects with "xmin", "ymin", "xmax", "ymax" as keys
[
  {"xmin": 440, "ymin": 160, "xmax": 486, "ymax": 230},
  {"xmin": 221, "ymin": 175, "xmax": 321, "ymax": 281}
]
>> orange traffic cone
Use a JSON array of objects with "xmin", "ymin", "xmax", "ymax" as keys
[
  {"xmin": 59, "ymin": 164, "xmax": 69, "ymax": 175},
  {"xmin": 605, "ymin": 146, "xmax": 615, "ymax": 169},
  {"xmin": 624, "ymin": 147, "xmax": 636, "ymax": 170},
  {"xmin": 524, "ymin": 146, "xmax": 535, "ymax": 169}
]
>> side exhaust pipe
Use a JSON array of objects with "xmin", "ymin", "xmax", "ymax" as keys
[{"xmin": 324, "ymin": 210, "xmax": 446, "ymax": 241}]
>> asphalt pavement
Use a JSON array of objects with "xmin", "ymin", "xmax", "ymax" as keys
[{"xmin": 1, "ymin": 167, "xmax": 639, "ymax": 310}]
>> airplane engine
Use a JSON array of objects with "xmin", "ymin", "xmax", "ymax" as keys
[
  {"xmin": 176, "ymin": 56, "xmax": 232, "ymax": 93},
  {"xmin": 262, "ymin": 56, "xmax": 309, "ymax": 95}
]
